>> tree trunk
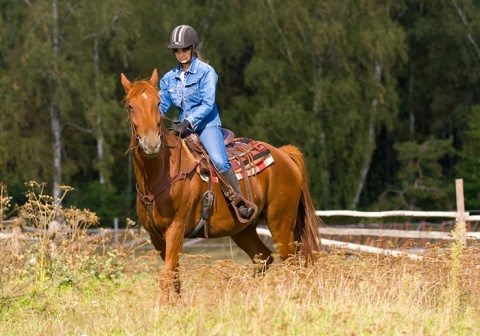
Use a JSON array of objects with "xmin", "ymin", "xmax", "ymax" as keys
[
  {"xmin": 50, "ymin": 0, "xmax": 62, "ymax": 201},
  {"xmin": 451, "ymin": 0, "xmax": 480, "ymax": 59},
  {"xmin": 350, "ymin": 60, "xmax": 382, "ymax": 209},
  {"xmin": 409, "ymin": 63, "xmax": 415, "ymax": 137},
  {"xmin": 93, "ymin": 37, "xmax": 106, "ymax": 185}
]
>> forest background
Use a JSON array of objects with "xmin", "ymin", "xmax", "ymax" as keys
[{"xmin": 1, "ymin": 0, "xmax": 480, "ymax": 226}]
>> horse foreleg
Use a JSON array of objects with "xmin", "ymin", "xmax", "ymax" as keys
[
  {"xmin": 150, "ymin": 234, "xmax": 166, "ymax": 259},
  {"xmin": 159, "ymin": 225, "xmax": 185, "ymax": 304}
]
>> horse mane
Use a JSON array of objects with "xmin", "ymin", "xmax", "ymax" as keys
[{"xmin": 124, "ymin": 80, "xmax": 158, "ymax": 102}]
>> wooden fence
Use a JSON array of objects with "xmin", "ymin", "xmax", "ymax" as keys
[
  {"xmin": 1, "ymin": 179, "xmax": 478, "ymax": 258},
  {"xmin": 310, "ymin": 179, "xmax": 477, "ymax": 257}
]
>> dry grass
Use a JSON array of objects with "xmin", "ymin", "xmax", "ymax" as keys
[{"xmin": 1, "ymin": 183, "xmax": 480, "ymax": 335}]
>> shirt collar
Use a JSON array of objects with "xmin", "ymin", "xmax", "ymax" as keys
[{"xmin": 175, "ymin": 55, "xmax": 198, "ymax": 75}]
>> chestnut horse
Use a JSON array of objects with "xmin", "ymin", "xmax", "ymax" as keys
[{"xmin": 121, "ymin": 69, "xmax": 321, "ymax": 303}]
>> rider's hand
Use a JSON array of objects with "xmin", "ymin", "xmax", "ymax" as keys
[{"xmin": 173, "ymin": 120, "xmax": 190, "ymax": 137}]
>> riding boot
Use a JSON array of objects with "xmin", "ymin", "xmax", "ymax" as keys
[{"xmin": 221, "ymin": 168, "xmax": 255, "ymax": 220}]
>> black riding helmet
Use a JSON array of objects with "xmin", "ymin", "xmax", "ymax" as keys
[{"xmin": 168, "ymin": 25, "xmax": 199, "ymax": 49}]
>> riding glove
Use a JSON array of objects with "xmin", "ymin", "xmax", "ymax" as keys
[{"xmin": 173, "ymin": 120, "xmax": 190, "ymax": 137}]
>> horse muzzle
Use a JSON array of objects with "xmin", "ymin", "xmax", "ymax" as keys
[{"xmin": 138, "ymin": 134, "xmax": 161, "ymax": 155}]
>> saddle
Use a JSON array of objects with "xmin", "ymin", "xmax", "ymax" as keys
[{"xmin": 183, "ymin": 128, "xmax": 274, "ymax": 237}]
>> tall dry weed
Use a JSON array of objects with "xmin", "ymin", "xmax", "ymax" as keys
[
  {"xmin": 0, "ymin": 182, "xmax": 147, "ymax": 310},
  {"xmin": 176, "ymin": 245, "xmax": 479, "ymax": 311}
]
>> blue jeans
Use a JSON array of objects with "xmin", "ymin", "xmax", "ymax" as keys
[{"xmin": 197, "ymin": 125, "xmax": 231, "ymax": 173}]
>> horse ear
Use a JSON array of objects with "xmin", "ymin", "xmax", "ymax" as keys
[
  {"xmin": 121, "ymin": 73, "xmax": 132, "ymax": 91},
  {"xmin": 150, "ymin": 69, "xmax": 159, "ymax": 87}
]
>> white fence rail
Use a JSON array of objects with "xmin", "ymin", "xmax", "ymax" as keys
[
  {"xmin": 1, "ymin": 179, "xmax": 478, "ymax": 257},
  {"xmin": 318, "ymin": 227, "xmax": 480, "ymax": 239},
  {"xmin": 316, "ymin": 210, "xmax": 460, "ymax": 218}
]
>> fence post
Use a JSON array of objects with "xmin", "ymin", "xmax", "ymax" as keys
[
  {"xmin": 455, "ymin": 179, "xmax": 467, "ymax": 246},
  {"xmin": 421, "ymin": 221, "xmax": 426, "ymax": 248},
  {"xmin": 114, "ymin": 217, "xmax": 119, "ymax": 245}
]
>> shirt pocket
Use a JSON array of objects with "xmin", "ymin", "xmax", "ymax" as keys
[
  {"xmin": 185, "ymin": 77, "xmax": 201, "ymax": 105},
  {"xmin": 168, "ymin": 87, "xmax": 182, "ymax": 107}
]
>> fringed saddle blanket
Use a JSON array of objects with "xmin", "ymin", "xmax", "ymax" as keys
[{"xmin": 183, "ymin": 137, "xmax": 274, "ymax": 182}]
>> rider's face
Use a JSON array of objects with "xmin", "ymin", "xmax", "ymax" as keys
[{"xmin": 174, "ymin": 47, "xmax": 192, "ymax": 64}]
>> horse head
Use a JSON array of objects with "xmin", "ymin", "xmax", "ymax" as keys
[{"xmin": 121, "ymin": 69, "xmax": 162, "ymax": 155}]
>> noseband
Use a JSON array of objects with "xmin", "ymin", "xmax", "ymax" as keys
[
  {"xmin": 125, "ymin": 88, "xmax": 180, "ymax": 153},
  {"xmin": 129, "ymin": 121, "xmax": 162, "ymax": 154}
]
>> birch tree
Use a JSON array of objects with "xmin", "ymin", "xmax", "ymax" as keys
[
  {"xmin": 236, "ymin": 0, "xmax": 407, "ymax": 209},
  {"xmin": 1, "ymin": 0, "xmax": 135, "ymax": 201},
  {"xmin": 397, "ymin": 0, "xmax": 480, "ymax": 140},
  {"xmin": 70, "ymin": 0, "xmax": 134, "ymax": 186},
  {"xmin": 387, "ymin": 0, "xmax": 480, "ymax": 210},
  {"xmin": 0, "ymin": 1, "xmax": 68, "ymax": 198}
]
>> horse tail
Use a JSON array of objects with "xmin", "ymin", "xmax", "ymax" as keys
[{"xmin": 280, "ymin": 145, "xmax": 322, "ymax": 263}]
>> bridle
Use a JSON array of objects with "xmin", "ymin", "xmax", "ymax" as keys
[
  {"xmin": 126, "ymin": 102, "xmax": 181, "ymax": 153},
  {"xmin": 124, "ymin": 85, "xmax": 187, "ymax": 155},
  {"xmin": 128, "ymin": 103, "xmax": 201, "ymax": 238}
]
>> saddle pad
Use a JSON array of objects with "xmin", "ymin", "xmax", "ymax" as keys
[
  {"xmin": 183, "ymin": 137, "xmax": 274, "ymax": 182},
  {"xmin": 230, "ymin": 153, "xmax": 274, "ymax": 181}
]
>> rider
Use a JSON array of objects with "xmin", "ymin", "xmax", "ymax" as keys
[{"xmin": 158, "ymin": 25, "xmax": 254, "ymax": 220}]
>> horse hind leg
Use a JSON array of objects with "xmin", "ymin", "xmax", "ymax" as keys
[
  {"xmin": 231, "ymin": 223, "xmax": 274, "ymax": 271},
  {"xmin": 262, "ymin": 196, "xmax": 299, "ymax": 261}
]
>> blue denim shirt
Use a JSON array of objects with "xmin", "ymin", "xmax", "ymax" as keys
[{"xmin": 158, "ymin": 55, "xmax": 222, "ymax": 131}]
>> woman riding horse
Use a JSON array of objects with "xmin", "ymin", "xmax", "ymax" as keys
[
  {"xmin": 158, "ymin": 24, "xmax": 254, "ymax": 220},
  {"xmin": 122, "ymin": 65, "xmax": 321, "ymax": 304}
]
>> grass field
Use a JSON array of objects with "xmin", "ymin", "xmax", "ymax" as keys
[
  {"xmin": 1, "ymin": 184, "xmax": 479, "ymax": 335},
  {"xmin": 1, "ymin": 232, "xmax": 479, "ymax": 336}
]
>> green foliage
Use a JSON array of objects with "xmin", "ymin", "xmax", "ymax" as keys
[
  {"xmin": 1, "ymin": 0, "xmax": 480, "ymax": 216},
  {"xmin": 375, "ymin": 138, "xmax": 455, "ymax": 210},
  {"xmin": 0, "ymin": 0, "xmax": 136, "ymax": 221},
  {"xmin": 234, "ymin": 0, "xmax": 407, "ymax": 209},
  {"xmin": 397, "ymin": 0, "xmax": 480, "ymax": 138},
  {"xmin": 65, "ymin": 181, "xmax": 131, "ymax": 227},
  {"xmin": 455, "ymin": 105, "xmax": 480, "ymax": 210}
]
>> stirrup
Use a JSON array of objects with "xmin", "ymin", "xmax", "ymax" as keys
[
  {"xmin": 238, "ymin": 203, "xmax": 254, "ymax": 219},
  {"xmin": 230, "ymin": 196, "xmax": 258, "ymax": 223}
]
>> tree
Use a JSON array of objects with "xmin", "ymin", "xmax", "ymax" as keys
[
  {"xmin": 455, "ymin": 105, "xmax": 480, "ymax": 210},
  {"xmin": 233, "ymin": 0, "xmax": 407, "ymax": 209},
  {"xmin": 375, "ymin": 137, "xmax": 455, "ymax": 211},
  {"xmin": 0, "ymin": 0, "xmax": 136, "ymax": 219},
  {"xmin": 397, "ymin": 0, "xmax": 480, "ymax": 139},
  {"xmin": 370, "ymin": 0, "xmax": 480, "ymax": 211},
  {"xmin": 68, "ymin": 0, "xmax": 136, "ymax": 186}
]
